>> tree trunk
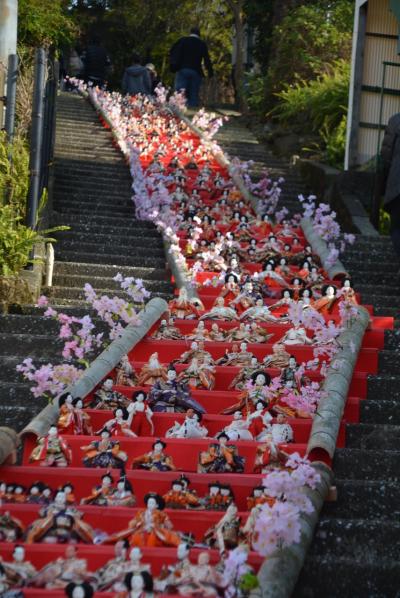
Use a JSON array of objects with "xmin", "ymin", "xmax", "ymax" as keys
[{"xmin": 227, "ymin": 0, "xmax": 247, "ymax": 113}]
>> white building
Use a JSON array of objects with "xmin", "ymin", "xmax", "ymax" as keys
[{"xmin": 345, "ymin": 0, "xmax": 400, "ymax": 169}]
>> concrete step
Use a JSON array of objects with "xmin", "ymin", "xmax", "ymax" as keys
[
  {"xmin": 53, "ymin": 250, "xmax": 167, "ymax": 268},
  {"xmin": 323, "ymin": 479, "xmax": 400, "ymax": 519},
  {"xmin": 296, "ymin": 555, "xmax": 400, "ymax": 598},
  {"xmin": 367, "ymin": 374, "xmax": 400, "ymax": 399},
  {"xmin": 54, "ymin": 239, "xmax": 165, "ymax": 258},
  {"xmin": 54, "ymin": 230, "xmax": 164, "ymax": 250},
  {"xmin": 53, "ymin": 261, "xmax": 169, "ymax": 281},
  {"xmin": 51, "ymin": 273, "xmax": 173, "ymax": 294},
  {"xmin": 346, "ymin": 423, "xmax": 400, "ymax": 451},
  {"xmin": 307, "ymin": 518, "xmax": 400, "ymax": 561},
  {"xmin": 333, "ymin": 448, "xmax": 399, "ymax": 480},
  {"xmin": 53, "ymin": 201, "xmax": 134, "ymax": 216}
]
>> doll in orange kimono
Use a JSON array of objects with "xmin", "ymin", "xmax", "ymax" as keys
[
  {"xmin": 101, "ymin": 493, "xmax": 182, "ymax": 548},
  {"xmin": 168, "ymin": 288, "xmax": 200, "ymax": 320},
  {"xmin": 313, "ymin": 284, "xmax": 338, "ymax": 315},
  {"xmin": 29, "ymin": 426, "xmax": 72, "ymax": 467}
]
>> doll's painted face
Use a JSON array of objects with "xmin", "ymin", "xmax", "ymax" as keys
[
  {"xmin": 167, "ymin": 369, "xmax": 177, "ymax": 381},
  {"xmin": 115, "ymin": 408, "xmax": 124, "ymax": 419},
  {"xmin": 54, "ymin": 491, "xmax": 66, "ymax": 507},
  {"xmin": 240, "ymin": 342, "xmax": 247, "ymax": 351},
  {"xmin": 233, "ymin": 411, "xmax": 242, "ymax": 421},
  {"xmin": 289, "ymin": 357, "xmax": 297, "ymax": 368},
  {"xmin": 136, "ymin": 393, "xmax": 145, "ymax": 403},
  {"xmin": 256, "ymin": 298, "xmax": 263, "ymax": 307},
  {"xmin": 255, "ymin": 401, "xmax": 264, "ymax": 412},
  {"xmin": 326, "ymin": 286, "xmax": 335, "ymax": 297},
  {"xmin": 146, "ymin": 497, "xmax": 157, "ymax": 511},
  {"xmin": 104, "ymin": 378, "xmax": 113, "ymax": 391},
  {"xmin": 177, "ymin": 543, "xmax": 190, "ymax": 559},
  {"xmin": 153, "ymin": 442, "xmax": 164, "ymax": 452},
  {"xmin": 130, "ymin": 547, "xmax": 142, "ymax": 562},
  {"xmin": 102, "ymin": 475, "xmax": 113, "ymax": 487},
  {"xmin": 75, "ymin": 399, "xmax": 83, "ymax": 409},
  {"xmin": 254, "ymin": 488, "xmax": 262, "ymax": 497},
  {"xmin": 13, "ymin": 546, "xmax": 25, "ymax": 562},
  {"xmin": 48, "ymin": 426, "xmax": 58, "ymax": 438}
]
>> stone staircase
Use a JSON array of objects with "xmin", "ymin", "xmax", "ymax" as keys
[
  {"xmin": 217, "ymin": 117, "xmax": 400, "ymax": 596},
  {"xmin": 0, "ymin": 92, "xmax": 173, "ymax": 431}
]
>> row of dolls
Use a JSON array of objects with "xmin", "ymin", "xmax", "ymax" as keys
[
  {"xmin": 0, "ymin": 540, "xmax": 257, "ymax": 597},
  {"xmin": 167, "ymin": 279, "xmax": 357, "ymax": 323},
  {"xmin": 28, "ymin": 429, "xmax": 288, "ymax": 475},
  {"xmin": 0, "ymin": 486, "xmax": 273, "ymax": 560},
  {"xmin": 1, "ymin": 473, "xmax": 270, "ymax": 512}
]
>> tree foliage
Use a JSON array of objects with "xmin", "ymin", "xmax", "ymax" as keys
[{"xmin": 18, "ymin": 0, "xmax": 78, "ymax": 48}]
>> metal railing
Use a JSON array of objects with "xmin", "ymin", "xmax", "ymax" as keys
[{"xmin": 25, "ymin": 48, "xmax": 59, "ymax": 230}]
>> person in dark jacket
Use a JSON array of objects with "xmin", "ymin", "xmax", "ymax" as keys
[
  {"xmin": 122, "ymin": 53, "xmax": 152, "ymax": 96},
  {"xmin": 82, "ymin": 36, "xmax": 111, "ymax": 87},
  {"xmin": 380, "ymin": 113, "xmax": 400, "ymax": 256},
  {"xmin": 170, "ymin": 27, "xmax": 213, "ymax": 107}
]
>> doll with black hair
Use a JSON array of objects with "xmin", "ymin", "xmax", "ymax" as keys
[
  {"xmin": 65, "ymin": 581, "xmax": 94, "ymax": 598},
  {"xmin": 221, "ymin": 370, "xmax": 272, "ymax": 417},
  {"xmin": 89, "ymin": 378, "xmax": 131, "ymax": 410},
  {"xmin": 101, "ymin": 493, "xmax": 181, "ymax": 548},
  {"xmin": 163, "ymin": 478, "xmax": 200, "ymax": 510},
  {"xmin": 100, "ymin": 406, "xmax": 137, "ymax": 438},
  {"xmin": 80, "ymin": 472, "xmax": 115, "ymax": 506},
  {"xmin": 198, "ymin": 433, "xmax": 245, "ymax": 474},
  {"xmin": 131, "ymin": 439, "xmax": 176, "ymax": 472},
  {"xmin": 116, "ymin": 570, "xmax": 154, "ymax": 597},
  {"xmin": 81, "ymin": 428, "xmax": 128, "ymax": 470},
  {"xmin": 109, "ymin": 476, "xmax": 136, "ymax": 507}
]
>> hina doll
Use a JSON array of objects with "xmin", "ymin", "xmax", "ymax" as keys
[
  {"xmin": 253, "ymin": 439, "xmax": 290, "ymax": 474},
  {"xmin": 29, "ymin": 426, "xmax": 72, "ymax": 467},
  {"xmin": 117, "ymin": 570, "xmax": 154, "ymax": 598},
  {"xmin": 313, "ymin": 284, "xmax": 338, "ymax": 315},
  {"xmin": 101, "ymin": 493, "xmax": 182, "ymax": 548},
  {"xmin": 115, "ymin": 355, "xmax": 138, "ymax": 387},
  {"xmin": 100, "ymin": 406, "xmax": 137, "ymax": 438},
  {"xmin": 33, "ymin": 545, "xmax": 89, "ymax": 589},
  {"xmin": 131, "ymin": 439, "xmax": 176, "ymax": 472},
  {"xmin": 339, "ymin": 277, "xmax": 358, "ymax": 305},
  {"xmin": 263, "ymin": 343, "xmax": 291, "ymax": 369},
  {"xmin": 81, "ymin": 428, "xmax": 128, "ymax": 470},
  {"xmin": 240, "ymin": 297, "xmax": 279, "ymax": 323},
  {"xmin": 168, "ymin": 288, "xmax": 200, "ymax": 320},
  {"xmin": 218, "ymin": 273, "xmax": 240, "ymax": 305},
  {"xmin": 173, "ymin": 340, "xmax": 213, "ymax": 366},
  {"xmin": 56, "ymin": 393, "xmax": 75, "ymax": 435},
  {"xmin": 178, "ymin": 356, "xmax": 216, "ymax": 391},
  {"xmin": 225, "ymin": 322, "xmax": 250, "ymax": 342},
  {"xmin": 259, "ymin": 261, "xmax": 288, "ymax": 288},
  {"xmin": 208, "ymin": 322, "xmax": 226, "ymax": 342},
  {"xmin": 65, "ymin": 582, "xmax": 95, "ymax": 598},
  {"xmin": 221, "ymin": 370, "xmax": 271, "ymax": 416},
  {"xmin": 148, "ymin": 366, "xmax": 206, "ymax": 414},
  {"xmin": 109, "ymin": 477, "xmax": 137, "ymax": 508},
  {"xmin": 246, "ymin": 486, "xmax": 275, "ymax": 510},
  {"xmin": 186, "ymin": 320, "xmax": 211, "ymax": 342},
  {"xmin": 268, "ymin": 289, "xmax": 294, "ymax": 315},
  {"xmin": 129, "ymin": 391, "xmax": 154, "ymax": 436},
  {"xmin": 80, "ymin": 472, "xmax": 115, "ymax": 506},
  {"xmin": 248, "ymin": 322, "xmax": 274, "ymax": 343},
  {"xmin": 174, "ymin": 552, "xmax": 225, "ymax": 597},
  {"xmin": 228, "ymin": 357, "xmax": 260, "ymax": 390},
  {"xmin": 136, "ymin": 353, "xmax": 168, "ymax": 386},
  {"xmin": 151, "ymin": 319, "xmax": 183, "ymax": 341},
  {"xmin": 25, "ymin": 490, "xmax": 95, "ymax": 543},
  {"xmin": 278, "ymin": 325, "xmax": 313, "ymax": 346},
  {"xmin": 0, "ymin": 512, "xmax": 24, "ymax": 542},
  {"xmin": 155, "ymin": 543, "xmax": 192, "ymax": 594},
  {"xmin": 71, "ymin": 398, "xmax": 93, "ymax": 435},
  {"xmin": 216, "ymin": 342, "xmax": 255, "ymax": 367},
  {"xmin": 163, "ymin": 478, "xmax": 200, "ymax": 510},
  {"xmin": 166, "ymin": 409, "xmax": 209, "ymax": 439},
  {"xmin": 203, "ymin": 504, "xmax": 241, "ymax": 552},
  {"xmin": 1, "ymin": 544, "xmax": 37, "ymax": 587},
  {"xmin": 95, "ymin": 540, "xmax": 129, "ymax": 591},
  {"xmin": 198, "ymin": 433, "xmax": 245, "ymax": 474},
  {"xmin": 199, "ymin": 297, "xmax": 238, "ymax": 321},
  {"xmin": 89, "ymin": 378, "xmax": 130, "ymax": 410},
  {"xmin": 230, "ymin": 279, "xmax": 259, "ymax": 315},
  {"xmin": 26, "ymin": 481, "xmax": 50, "ymax": 505},
  {"xmin": 219, "ymin": 411, "xmax": 253, "ymax": 441}
]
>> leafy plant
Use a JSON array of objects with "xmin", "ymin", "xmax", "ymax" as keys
[
  {"xmin": 0, "ymin": 131, "xmax": 30, "ymax": 218},
  {"xmin": 321, "ymin": 114, "xmax": 348, "ymax": 168},
  {"xmin": 0, "ymin": 204, "xmax": 68, "ymax": 276}
]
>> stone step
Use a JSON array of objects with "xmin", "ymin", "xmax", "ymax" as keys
[
  {"xmin": 53, "ymin": 250, "xmax": 167, "ymax": 268},
  {"xmin": 51, "ymin": 211, "xmax": 154, "ymax": 228},
  {"xmin": 54, "ymin": 231, "xmax": 164, "ymax": 251},
  {"xmin": 333, "ymin": 448, "xmax": 399, "ymax": 480},
  {"xmin": 360, "ymin": 399, "xmax": 400, "ymax": 424},
  {"xmin": 307, "ymin": 518, "xmax": 400, "ymax": 561},
  {"xmin": 346, "ymin": 423, "xmax": 400, "ymax": 451},
  {"xmin": 54, "ymin": 189, "xmax": 132, "ymax": 205},
  {"xmin": 44, "ymin": 285, "xmax": 172, "ymax": 303},
  {"xmin": 51, "ymin": 274, "xmax": 173, "ymax": 294},
  {"xmin": 52, "ymin": 222, "xmax": 160, "ymax": 238},
  {"xmin": 296, "ymin": 555, "xmax": 400, "ymax": 598},
  {"xmin": 322, "ymin": 479, "xmax": 400, "ymax": 519},
  {"xmin": 367, "ymin": 374, "xmax": 400, "ymax": 399},
  {"xmin": 0, "ymin": 314, "xmax": 108, "ymax": 336},
  {"xmin": 53, "ymin": 261, "xmax": 170, "ymax": 280},
  {"xmin": 53, "ymin": 201, "xmax": 134, "ymax": 216},
  {"xmin": 54, "ymin": 239, "xmax": 165, "ymax": 258},
  {"xmin": 0, "ymin": 355, "xmax": 64, "ymax": 384},
  {"xmin": 0, "ymin": 333, "xmax": 62, "ymax": 357},
  {"xmin": 378, "ymin": 350, "xmax": 400, "ymax": 373}
]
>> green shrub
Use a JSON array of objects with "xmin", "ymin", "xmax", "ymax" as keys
[
  {"xmin": 270, "ymin": 59, "xmax": 350, "ymax": 131},
  {"xmin": 0, "ymin": 203, "xmax": 68, "ymax": 276},
  {"xmin": 0, "ymin": 131, "xmax": 30, "ymax": 218},
  {"xmin": 321, "ymin": 114, "xmax": 348, "ymax": 168}
]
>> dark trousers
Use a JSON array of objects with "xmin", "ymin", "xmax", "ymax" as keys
[
  {"xmin": 175, "ymin": 68, "xmax": 202, "ymax": 107},
  {"xmin": 386, "ymin": 196, "xmax": 400, "ymax": 257}
]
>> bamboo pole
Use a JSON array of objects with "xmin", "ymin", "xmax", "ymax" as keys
[
  {"xmin": 0, "ymin": 427, "xmax": 20, "ymax": 465},
  {"xmin": 20, "ymin": 297, "xmax": 168, "ymax": 438},
  {"xmin": 255, "ymin": 462, "xmax": 333, "ymax": 598},
  {"xmin": 300, "ymin": 217, "xmax": 349, "ymax": 280},
  {"xmin": 307, "ymin": 305, "xmax": 371, "ymax": 459}
]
